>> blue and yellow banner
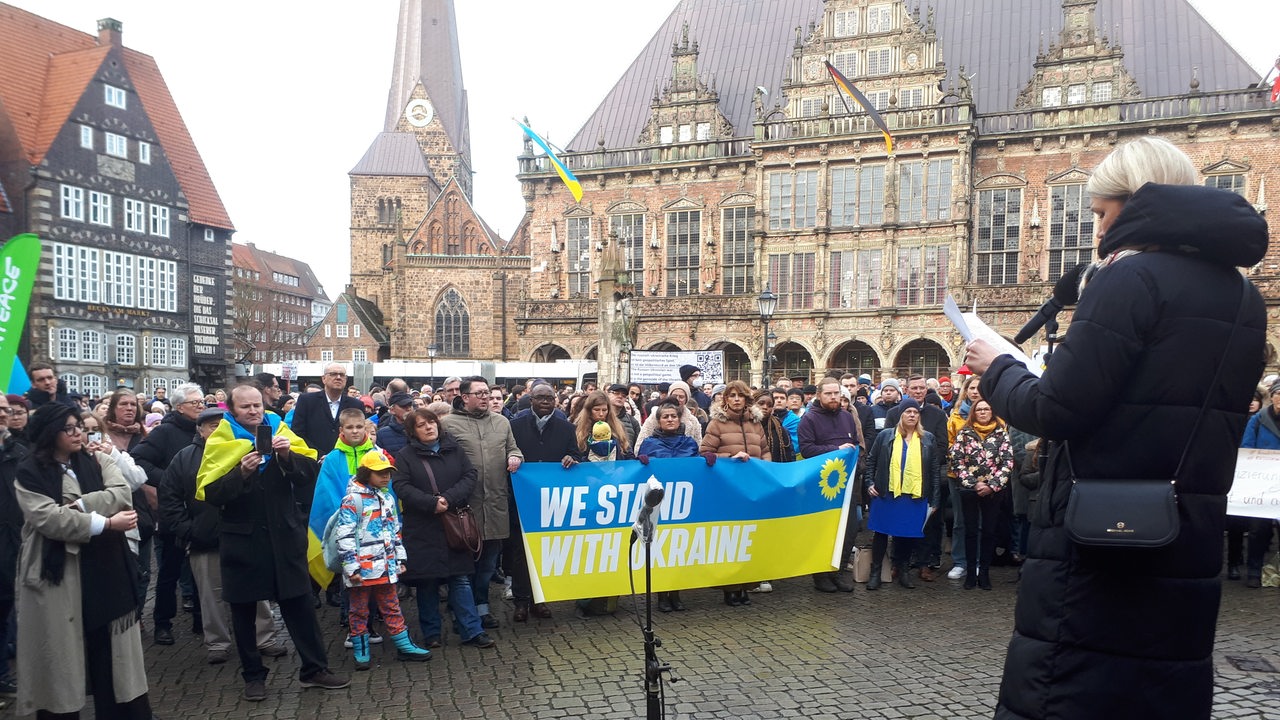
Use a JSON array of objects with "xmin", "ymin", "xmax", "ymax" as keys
[{"xmin": 512, "ymin": 449, "xmax": 858, "ymax": 603}]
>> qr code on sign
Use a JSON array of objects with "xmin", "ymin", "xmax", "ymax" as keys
[{"xmin": 695, "ymin": 351, "xmax": 725, "ymax": 384}]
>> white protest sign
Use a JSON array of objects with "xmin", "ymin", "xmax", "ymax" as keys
[
  {"xmin": 1228, "ymin": 448, "xmax": 1280, "ymax": 520},
  {"xmin": 629, "ymin": 350, "xmax": 725, "ymax": 384}
]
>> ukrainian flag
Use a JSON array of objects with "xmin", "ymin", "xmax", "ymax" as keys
[{"xmin": 512, "ymin": 449, "xmax": 858, "ymax": 603}]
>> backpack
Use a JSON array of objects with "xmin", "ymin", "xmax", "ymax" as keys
[{"xmin": 321, "ymin": 498, "xmax": 366, "ymax": 574}]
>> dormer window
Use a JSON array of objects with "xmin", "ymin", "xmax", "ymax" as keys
[
  {"xmin": 104, "ymin": 84, "xmax": 126, "ymax": 109},
  {"xmin": 833, "ymin": 10, "xmax": 859, "ymax": 37},
  {"xmin": 1041, "ymin": 87, "xmax": 1062, "ymax": 107},
  {"xmin": 696, "ymin": 122, "xmax": 711, "ymax": 140},
  {"xmin": 867, "ymin": 5, "xmax": 893, "ymax": 33},
  {"xmin": 1091, "ymin": 83, "xmax": 1113, "ymax": 102},
  {"xmin": 1067, "ymin": 84, "xmax": 1087, "ymax": 105}
]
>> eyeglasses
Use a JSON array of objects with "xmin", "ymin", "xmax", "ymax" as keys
[
  {"xmin": 0, "ymin": 408, "xmax": 11, "ymax": 415},
  {"xmin": 181, "ymin": 400, "xmax": 206, "ymax": 407},
  {"xmin": 466, "ymin": 391, "xmax": 490, "ymax": 398},
  {"xmin": 9, "ymin": 408, "xmax": 26, "ymax": 414},
  {"xmin": 325, "ymin": 372, "xmax": 347, "ymax": 378},
  {"xmin": 60, "ymin": 423, "xmax": 84, "ymax": 436}
]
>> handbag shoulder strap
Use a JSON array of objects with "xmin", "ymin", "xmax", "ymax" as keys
[
  {"xmin": 418, "ymin": 456, "xmax": 442, "ymax": 495},
  {"xmin": 1066, "ymin": 275, "xmax": 1249, "ymax": 478}
]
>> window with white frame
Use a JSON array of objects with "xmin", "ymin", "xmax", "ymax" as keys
[
  {"xmin": 1067, "ymin": 84, "xmax": 1087, "ymax": 105},
  {"xmin": 57, "ymin": 328, "xmax": 79, "ymax": 361},
  {"xmin": 60, "ymin": 185, "xmax": 84, "ymax": 220},
  {"xmin": 105, "ymin": 132, "xmax": 127, "ymax": 158},
  {"xmin": 88, "ymin": 191, "xmax": 112, "ymax": 226},
  {"xmin": 896, "ymin": 245, "xmax": 949, "ymax": 306},
  {"xmin": 610, "ymin": 213, "xmax": 645, "ymax": 275},
  {"xmin": 799, "ymin": 97, "xmax": 825, "ymax": 118},
  {"xmin": 1205, "ymin": 174, "xmax": 1245, "ymax": 195},
  {"xmin": 76, "ymin": 247, "xmax": 100, "ymax": 303},
  {"xmin": 866, "ymin": 4, "xmax": 893, "ymax": 33},
  {"xmin": 567, "ymin": 216, "xmax": 592, "ymax": 296},
  {"xmin": 768, "ymin": 253, "xmax": 816, "ymax": 311},
  {"xmin": 353, "ymin": 324, "xmax": 361, "ymax": 338},
  {"xmin": 352, "ymin": 349, "xmax": 368, "ymax": 363},
  {"xmin": 320, "ymin": 350, "xmax": 334, "ymax": 362},
  {"xmin": 336, "ymin": 324, "xmax": 348, "ymax": 338},
  {"xmin": 149, "ymin": 205, "xmax": 170, "ymax": 237},
  {"xmin": 104, "ymin": 84, "xmax": 126, "ymax": 109},
  {"xmin": 833, "ymin": 10, "xmax": 859, "ymax": 36},
  {"xmin": 829, "ymin": 249, "xmax": 882, "ymax": 309},
  {"xmin": 860, "ymin": 164, "xmax": 885, "ymax": 225},
  {"xmin": 1048, "ymin": 184, "xmax": 1094, "ymax": 279},
  {"xmin": 203, "ymin": 228, "xmax": 215, "ymax": 241},
  {"xmin": 899, "ymin": 87, "xmax": 925, "ymax": 108},
  {"xmin": 169, "ymin": 338, "xmax": 186, "ymax": 367},
  {"xmin": 831, "ymin": 166, "xmax": 857, "ymax": 226},
  {"xmin": 696, "ymin": 122, "xmax": 711, "ymax": 141},
  {"xmin": 866, "ymin": 48, "xmax": 894, "ymax": 75},
  {"xmin": 665, "ymin": 210, "xmax": 701, "ymax": 296},
  {"xmin": 136, "ymin": 257, "xmax": 157, "ymax": 309},
  {"xmin": 60, "ymin": 374, "xmax": 79, "ymax": 394},
  {"xmin": 138, "ymin": 141, "xmax": 151, "ymax": 164},
  {"xmin": 80, "ymin": 330, "xmax": 102, "ymax": 363},
  {"xmin": 721, "ymin": 206, "xmax": 755, "ymax": 295},
  {"xmin": 831, "ymin": 51, "xmax": 857, "ymax": 77},
  {"xmin": 53, "ymin": 244, "xmax": 74, "ymax": 300},
  {"xmin": 171, "ymin": 377, "xmax": 187, "ymax": 390},
  {"xmin": 1041, "ymin": 87, "xmax": 1062, "ymax": 107},
  {"xmin": 976, "ymin": 188, "xmax": 1022, "ymax": 285},
  {"xmin": 116, "ymin": 334, "xmax": 136, "ymax": 365},
  {"xmin": 80, "ymin": 125, "xmax": 93, "ymax": 149},
  {"xmin": 149, "ymin": 337, "xmax": 168, "ymax": 367},
  {"xmin": 898, "ymin": 159, "xmax": 952, "ymax": 222},
  {"xmin": 1091, "ymin": 83, "xmax": 1113, "ymax": 102},
  {"xmin": 768, "ymin": 170, "xmax": 818, "ymax": 230},
  {"xmin": 150, "ymin": 377, "xmax": 167, "ymax": 393},
  {"xmin": 862, "ymin": 90, "xmax": 891, "ymax": 111},
  {"xmin": 659, "ymin": 126, "xmax": 673, "ymax": 144},
  {"xmin": 324, "ymin": 324, "xmax": 331, "ymax": 338},
  {"xmin": 124, "ymin": 199, "xmax": 145, "ymax": 232},
  {"xmin": 158, "ymin": 261, "xmax": 176, "ymax": 312},
  {"xmin": 80, "ymin": 374, "xmax": 104, "ymax": 401}
]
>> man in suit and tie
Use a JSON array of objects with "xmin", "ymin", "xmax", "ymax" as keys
[{"xmin": 289, "ymin": 363, "xmax": 366, "ymax": 455}]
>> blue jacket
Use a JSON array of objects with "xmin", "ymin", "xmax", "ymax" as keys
[
  {"xmin": 637, "ymin": 432, "xmax": 699, "ymax": 459},
  {"xmin": 377, "ymin": 415, "xmax": 409, "ymax": 455},
  {"xmin": 1241, "ymin": 409, "xmax": 1280, "ymax": 449}
]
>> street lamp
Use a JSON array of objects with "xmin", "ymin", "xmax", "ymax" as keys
[
  {"xmin": 427, "ymin": 343, "xmax": 438, "ymax": 390},
  {"xmin": 757, "ymin": 285, "xmax": 777, "ymax": 387}
]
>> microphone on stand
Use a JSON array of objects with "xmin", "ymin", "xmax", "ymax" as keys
[
  {"xmin": 1014, "ymin": 263, "xmax": 1087, "ymax": 344},
  {"xmin": 630, "ymin": 476, "xmax": 665, "ymax": 545}
]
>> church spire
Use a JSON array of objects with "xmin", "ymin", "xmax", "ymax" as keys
[{"xmin": 383, "ymin": 0, "xmax": 471, "ymax": 172}]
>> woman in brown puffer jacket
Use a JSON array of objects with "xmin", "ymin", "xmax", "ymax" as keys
[{"xmin": 699, "ymin": 380, "xmax": 770, "ymax": 606}]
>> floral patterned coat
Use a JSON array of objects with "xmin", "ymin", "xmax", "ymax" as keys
[
  {"xmin": 336, "ymin": 478, "xmax": 406, "ymax": 587},
  {"xmin": 949, "ymin": 424, "xmax": 1014, "ymax": 490}
]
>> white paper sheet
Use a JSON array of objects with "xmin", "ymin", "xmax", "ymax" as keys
[{"xmin": 945, "ymin": 295, "xmax": 1044, "ymax": 378}]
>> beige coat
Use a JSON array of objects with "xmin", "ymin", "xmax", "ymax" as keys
[
  {"xmin": 15, "ymin": 451, "xmax": 148, "ymax": 716},
  {"xmin": 440, "ymin": 410, "xmax": 522, "ymax": 541}
]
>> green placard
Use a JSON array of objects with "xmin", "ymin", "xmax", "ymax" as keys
[{"xmin": 0, "ymin": 234, "xmax": 43, "ymax": 391}]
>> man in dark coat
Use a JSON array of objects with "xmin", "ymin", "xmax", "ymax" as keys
[
  {"xmin": 966, "ymin": 178, "xmax": 1268, "ymax": 720},
  {"xmin": 886, "ymin": 375, "xmax": 949, "ymax": 580},
  {"xmin": 0, "ymin": 394, "xmax": 26, "ymax": 694},
  {"xmin": 24, "ymin": 362, "xmax": 77, "ymax": 410},
  {"xmin": 199, "ymin": 385, "xmax": 347, "ymax": 700},
  {"xmin": 290, "ymin": 363, "xmax": 365, "ymax": 456},
  {"xmin": 159, "ymin": 407, "xmax": 281, "ymax": 665},
  {"xmin": 509, "ymin": 383, "xmax": 581, "ymax": 621},
  {"xmin": 798, "ymin": 378, "xmax": 863, "ymax": 593},
  {"xmin": 376, "ymin": 392, "xmax": 414, "ymax": 454},
  {"xmin": 679, "ymin": 365, "xmax": 711, "ymax": 412},
  {"xmin": 130, "ymin": 382, "xmax": 204, "ymax": 645}
]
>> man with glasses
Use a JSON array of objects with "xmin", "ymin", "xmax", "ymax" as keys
[
  {"xmin": 607, "ymin": 384, "xmax": 640, "ymax": 448},
  {"xmin": 439, "ymin": 376, "xmax": 462, "ymax": 407},
  {"xmin": 439, "ymin": 376, "xmax": 523, "ymax": 629},
  {"xmin": 132, "ymin": 383, "xmax": 211, "ymax": 645},
  {"xmin": 290, "ymin": 363, "xmax": 364, "ymax": 456},
  {"xmin": 5, "ymin": 396, "xmax": 30, "ymax": 446}
]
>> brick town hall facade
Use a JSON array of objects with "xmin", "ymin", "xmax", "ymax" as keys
[{"xmin": 349, "ymin": 0, "xmax": 1279, "ymax": 386}]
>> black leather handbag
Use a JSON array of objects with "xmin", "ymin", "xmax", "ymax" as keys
[{"xmin": 1063, "ymin": 275, "xmax": 1247, "ymax": 549}]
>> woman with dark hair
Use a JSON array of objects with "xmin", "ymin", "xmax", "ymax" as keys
[
  {"xmin": 636, "ymin": 400, "xmax": 700, "ymax": 612},
  {"xmin": 393, "ymin": 409, "xmax": 495, "ymax": 649},
  {"xmin": 949, "ymin": 399, "xmax": 1014, "ymax": 590},
  {"xmin": 14, "ymin": 404, "xmax": 151, "ymax": 719},
  {"xmin": 966, "ymin": 137, "xmax": 1267, "ymax": 718},
  {"xmin": 753, "ymin": 389, "xmax": 796, "ymax": 463}
]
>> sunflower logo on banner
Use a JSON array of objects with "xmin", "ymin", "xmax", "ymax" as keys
[{"xmin": 818, "ymin": 457, "xmax": 849, "ymax": 501}]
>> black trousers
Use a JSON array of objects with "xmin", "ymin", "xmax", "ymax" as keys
[
  {"xmin": 1245, "ymin": 519, "xmax": 1279, "ymax": 575},
  {"xmin": 958, "ymin": 489, "xmax": 998, "ymax": 571},
  {"xmin": 152, "ymin": 534, "xmax": 184, "ymax": 630},
  {"xmin": 871, "ymin": 532, "xmax": 916, "ymax": 567},
  {"xmin": 35, "ymin": 623, "xmax": 152, "ymax": 720},
  {"xmin": 230, "ymin": 593, "xmax": 327, "ymax": 683},
  {"xmin": 505, "ymin": 492, "xmax": 533, "ymax": 604},
  {"xmin": 1226, "ymin": 515, "xmax": 1247, "ymax": 567}
]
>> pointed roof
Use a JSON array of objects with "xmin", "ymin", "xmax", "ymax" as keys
[
  {"xmin": 233, "ymin": 242, "xmax": 329, "ymax": 303},
  {"xmin": 412, "ymin": 175, "xmax": 506, "ymax": 251},
  {"xmin": 383, "ymin": 0, "xmax": 470, "ymax": 163},
  {"xmin": 349, "ymin": 132, "xmax": 435, "ymax": 176},
  {"xmin": 338, "ymin": 291, "xmax": 391, "ymax": 345},
  {"xmin": 0, "ymin": 3, "xmax": 234, "ymax": 230},
  {"xmin": 569, "ymin": 0, "xmax": 1262, "ymax": 151}
]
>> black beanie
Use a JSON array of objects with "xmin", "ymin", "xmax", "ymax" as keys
[{"xmin": 679, "ymin": 365, "xmax": 700, "ymax": 382}]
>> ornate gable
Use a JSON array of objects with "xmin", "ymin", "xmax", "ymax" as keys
[
  {"xmin": 785, "ymin": 0, "xmax": 948, "ymax": 119},
  {"xmin": 1015, "ymin": 0, "xmax": 1140, "ymax": 110},
  {"xmin": 1045, "ymin": 167, "xmax": 1091, "ymax": 185},
  {"xmin": 636, "ymin": 23, "xmax": 734, "ymax": 145}
]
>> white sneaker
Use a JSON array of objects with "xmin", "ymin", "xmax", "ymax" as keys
[
  {"xmin": 748, "ymin": 581, "xmax": 773, "ymax": 593},
  {"xmin": 947, "ymin": 566, "xmax": 966, "ymax": 580}
]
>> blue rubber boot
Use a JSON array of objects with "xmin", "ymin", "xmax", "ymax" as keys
[
  {"xmin": 390, "ymin": 630, "xmax": 432, "ymax": 662},
  {"xmin": 352, "ymin": 633, "xmax": 370, "ymax": 670}
]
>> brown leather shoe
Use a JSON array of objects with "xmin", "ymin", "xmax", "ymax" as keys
[
  {"xmin": 513, "ymin": 603, "xmax": 529, "ymax": 622},
  {"xmin": 918, "ymin": 566, "xmax": 938, "ymax": 582},
  {"xmin": 531, "ymin": 603, "xmax": 553, "ymax": 619}
]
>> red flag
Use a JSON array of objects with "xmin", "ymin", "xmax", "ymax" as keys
[{"xmin": 1271, "ymin": 75, "xmax": 1280, "ymax": 103}]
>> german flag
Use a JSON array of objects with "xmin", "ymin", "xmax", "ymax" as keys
[{"xmin": 825, "ymin": 61, "xmax": 894, "ymax": 155}]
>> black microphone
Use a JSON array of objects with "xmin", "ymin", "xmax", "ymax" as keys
[
  {"xmin": 630, "ymin": 477, "xmax": 665, "ymax": 544},
  {"xmin": 1014, "ymin": 263, "xmax": 1087, "ymax": 344}
]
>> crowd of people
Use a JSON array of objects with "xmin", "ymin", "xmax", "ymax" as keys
[{"xmin": 2, "ymin": 347, "xmax": 1276, "ymax": 717}]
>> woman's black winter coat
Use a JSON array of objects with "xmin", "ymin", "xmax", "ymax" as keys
[
  {"xmin": 980, "ymin": 184, "xmax": 1268, "ymax": 720},
  {"xmin": 394, "ymin": 433, "xmax": 478, "ymax": 582}
]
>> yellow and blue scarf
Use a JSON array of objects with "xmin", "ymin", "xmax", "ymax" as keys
[
  {"xmin": 195, "ymin": 412, "xmax": 316, "ymax": 501},
  {"xmin": 889, "ymin": 430, "xmax": 924, "ymax": 499}
]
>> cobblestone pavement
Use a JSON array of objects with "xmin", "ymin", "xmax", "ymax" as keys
[{"xmin": 6, "ymin": 564, "xmax": 1279, "ymax": 719}]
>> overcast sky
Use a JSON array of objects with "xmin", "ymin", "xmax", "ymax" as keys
[{"xmin": 9, "ymin": 0, "xmax": 1278, "ymax": 298}]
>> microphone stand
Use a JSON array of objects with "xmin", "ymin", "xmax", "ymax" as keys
[
  {"xmin": 637, "ymin": 514, "xmax": 674, "ymax": 720},
  {"xmin": 1036, "ymin": 315, "xmax": 1061, "ymax": 488}
]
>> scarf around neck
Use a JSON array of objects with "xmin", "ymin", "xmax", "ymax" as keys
[
  {"xmin": 969, "ymin": 418, "xmax": 1000, "ymax": 439},
  {"xmin": 889, "ymin": 431, "xmax": 924, "ymax": 499}
]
